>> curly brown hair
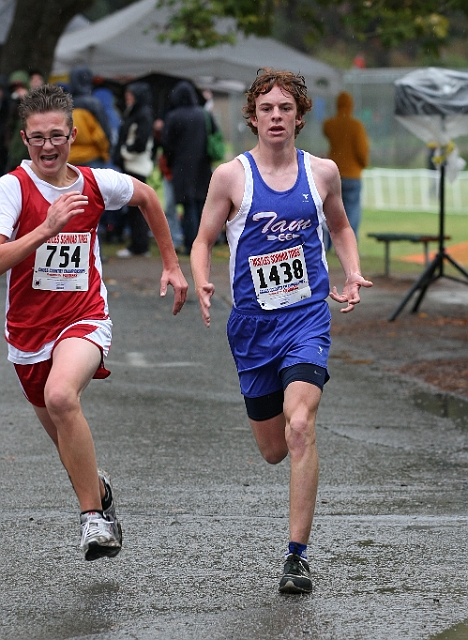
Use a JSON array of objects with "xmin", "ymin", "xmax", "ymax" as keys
[{"xmin": 243, "ymin": 68, "xmax": 313, "ymax": 137}]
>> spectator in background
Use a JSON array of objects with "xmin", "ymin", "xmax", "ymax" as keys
[
  {"xmin": 6, "ymin": 70, "xmax": 30, "ymax": 171},
  {"xmin": 29, "ymin": 69, "xmax": 46, "ymax": 89},
  {"xmin": 93, "ymin": 85, "xmax": 124, "ymax": 245},
  {"xmin": 93, "ymin": 84, "xmax": 121, "ymax": 160},
  {"xmin": 68, "ymin": 65, "xmax": 111, "ymax": 168},
  {"xmin": 0, "ymin": 74, "xmax": 10, "ymax": 175},
  {"xmin": 352, "ymin": 53, "xmax": 367, "ymax": 69},
  {"xmin": 162, "ymin": 80, "xmax": 212, "ymax": 255},
  {"xmin": 154, "ymin": 118, "xmax": 183, "ymax": 253},
  {"xmin": 322, "ymin": 91, "xmax": 369, "ymax": 242},
  {"xmin": 202, "ymin": 88, "xmax": 214, "ymax": 113},
  {"xmin": 114, "ymin": 82, "xmax": 154, "ymax": 257}
]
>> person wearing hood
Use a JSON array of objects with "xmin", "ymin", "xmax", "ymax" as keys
[
  {"xmin": 29, "ymin": 69, "xmax": 45, "ymax": 89},
  {"xmin": 114, "ymin": 82, "xmax": 155, "ymax": 257},
  {"xmin": 322, "ymin": 91, "xmax": 369, "ymax": 242},
  {"xmin": 68, "ymin": 65, "xmax": 111, "ymax": 168},
  {"xmin": 162, "ymin": 80, "xmax": 213, "ymax": 255}
]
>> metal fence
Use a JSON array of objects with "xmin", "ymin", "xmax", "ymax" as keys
[{"xmin": 362, "ymin": 168, "xmax": 468, "ymax": 213}]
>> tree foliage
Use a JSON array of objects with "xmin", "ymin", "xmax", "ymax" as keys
[
  {"xmin": 156, "ymin": 0, "xmax": 467, "ymax": 57},
  {"xmin": 0, "ymin": 0, "xmax": 136, "ymax": 78},
  {"xmin": 0, "ymin": 0, "xmax": 96, "ymax": 77},
  {"xmin": 0, "ymin": 0, "xmax": 467, "ymax": 79}
]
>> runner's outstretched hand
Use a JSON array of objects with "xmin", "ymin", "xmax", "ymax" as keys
[
  {"xmin": 329, "ymin": 273, "xmax": 373, "ymax": 313},
  {"xmin": 160, "ymin": 265, "xmax": 188, "ymax": 315}
]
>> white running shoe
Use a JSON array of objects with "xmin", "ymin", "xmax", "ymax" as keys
[{"xmin": 80, "ymin": 511, "xmax": 122, "ymax": 561}]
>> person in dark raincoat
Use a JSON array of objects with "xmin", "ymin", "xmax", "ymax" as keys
[
  {"xmin": 114, "ymin": 82, "xmax": 154, "ymax": 257},
  {"xmin": 162, "ymin": 81, "xmax": 213, "ymax": 254}
]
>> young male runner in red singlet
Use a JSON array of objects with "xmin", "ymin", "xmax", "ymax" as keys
[{"xmin": 0, "ymin": 84, "xmax": 188, "ymax": 561}]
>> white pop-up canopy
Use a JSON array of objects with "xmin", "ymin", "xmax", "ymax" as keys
[
  {"xmin": 395, "ymin": 67, "xmax": 468, "ymax": 144},
  {"xmin": 395, "ymin": 67, "xmax": 468, "ymax": 180},
  {"xmin": 389, "ymin": 67, "xmax": 468, "ymax": 320},
  {"xmin": 52, "ymin": 0, "xmax": 341, "ymax": 96}
]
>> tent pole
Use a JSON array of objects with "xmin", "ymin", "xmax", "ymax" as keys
[{"xmin": 438, "ymin": 162, "xmax": 445, "ymax": 276}]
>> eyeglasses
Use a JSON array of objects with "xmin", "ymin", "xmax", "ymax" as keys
[{"xmin": 24, "ymin": 131, "xmax": 72, "ymax": 147}]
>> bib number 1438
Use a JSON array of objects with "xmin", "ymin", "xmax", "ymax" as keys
[{"xmin": 249, "ymin": 245, "xmax": 311, "ymax": 310}]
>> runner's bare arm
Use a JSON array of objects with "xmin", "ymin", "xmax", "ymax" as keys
[
  {"xmin": 314, "ymin": 157, "xmax": 373, "ymax": 313},
  {"xmin": 128, "ymin": 177, "xmax": 188, "ymax": 315},
  {"xmin": 191, "ymin": 161, "xmax": 240, "ymax": 327},
  {"xmin": 0, "ymin": 191, "xmax": 88, "ymax": 275}
]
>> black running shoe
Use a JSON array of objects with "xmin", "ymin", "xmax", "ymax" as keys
[{"xmin": 279, "ymin": 553, "xmax": 312, "ymax": 594}]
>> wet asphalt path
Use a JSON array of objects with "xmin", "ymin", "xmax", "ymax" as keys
[{"xmin": 0, "ymin": 260, "xmax": 467, "ymax": 640}]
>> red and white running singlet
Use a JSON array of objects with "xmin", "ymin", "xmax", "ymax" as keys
[{"xmin": 5, "ymin": 166, "xmax": 109, "ymax": 353}]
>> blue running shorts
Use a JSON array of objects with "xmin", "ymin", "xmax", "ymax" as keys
[{"xmin": 227, "ymin": 299, "xmax": 331, "ymax": 399}]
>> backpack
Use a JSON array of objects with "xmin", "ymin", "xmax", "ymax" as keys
[{"xmin": 203, "ymin": 110, "xmax": 225, "ymax": 162}]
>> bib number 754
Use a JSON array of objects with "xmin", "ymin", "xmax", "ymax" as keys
[
  {"xmin": 45, "ymin": 244, "xmax": 82, "ymax": 269},
  {"xmin": 33, "ymin": 232, "xmax": 91, "ymax": 292}
]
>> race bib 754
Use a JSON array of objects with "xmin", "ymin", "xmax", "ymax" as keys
[{"xmin": 33, "ymin": 232, "xmax": 91, "ymax": 292}]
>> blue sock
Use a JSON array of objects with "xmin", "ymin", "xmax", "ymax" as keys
[{"xmin": 287, "ymin": 541, "xmax": 308, "ymax": 560}]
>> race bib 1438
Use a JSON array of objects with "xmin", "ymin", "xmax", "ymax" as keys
[{"xmin": 249, "ymin": 245, "xmax": 311, "ymax": 310}]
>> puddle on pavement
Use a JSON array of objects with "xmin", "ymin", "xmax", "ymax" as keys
[
  {"xmin": 430, "ymin": 620, "xmax": 468, "ymax": 639},
  {"xmin": 412, "ymin": 390, "xmax": 468, "ymax": 429}
]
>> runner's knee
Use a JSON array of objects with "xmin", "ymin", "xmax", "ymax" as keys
[
  {"xmin": 44, "ymin": 382, "xmax": 80, "ymax": 416},
  {"xmin": 286, "ymin": 415, "xmax": 316, "ymax": 456},
  {"xmin": 261, "ymin": 444, "xmax": 289, "ymax": 465}
]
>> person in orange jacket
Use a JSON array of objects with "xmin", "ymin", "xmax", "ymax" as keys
[{"xmin": 323, "ymin": 91, "xmax": 369, "ymax": 242}]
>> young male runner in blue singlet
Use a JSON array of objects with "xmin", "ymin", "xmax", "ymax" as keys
[{"xmin": 191, "ymin": 69, "xmax": 372, "ymax": 594}]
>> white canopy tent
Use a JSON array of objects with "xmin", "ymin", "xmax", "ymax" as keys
[
  {"xmin": 52, "ymin": 0, "xmax": 341, "ymax": 96},
  {"xmin": 395, "ymin": 67, "xmax": 468, "ymax": 181}
]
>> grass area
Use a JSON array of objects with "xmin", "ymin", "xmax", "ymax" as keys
[
  {"xmin": 103, "ymin": 197, "xmax": 467, "ymax": 278},
  {"xmin": 360, "ymin": 209, "xmax": 468, "ymax": 257},
  {"xmin": 346, "ymin": 208, "xmax": 468, "ymax": 277}
]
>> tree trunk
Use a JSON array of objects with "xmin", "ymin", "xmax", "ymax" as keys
[{"xmin": 0, "ymin": 0, "xmax": 95, "ymax": 78}]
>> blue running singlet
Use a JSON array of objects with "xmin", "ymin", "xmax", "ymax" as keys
[
  {"xmin": 225, "ymin": 150, "xmax": 332, "ymax": 399},
  {"xmin": 225, "ymin": 149, "xmax": 330, "ymax": 313}
]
